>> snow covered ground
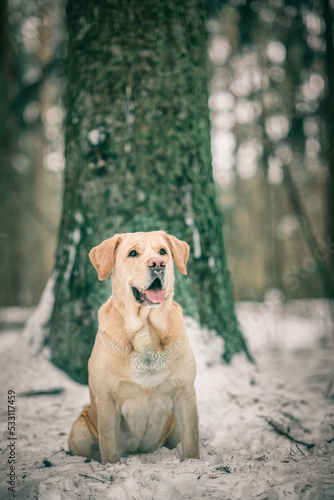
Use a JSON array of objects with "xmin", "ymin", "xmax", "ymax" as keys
[{"xmin": 0, "ymin": 288, "xmax": 334, "ymax": 499}]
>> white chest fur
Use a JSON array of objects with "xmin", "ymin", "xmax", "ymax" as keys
[{"xmin": 129, "ymin": 326, "xmax": 170, "ymax": 389}]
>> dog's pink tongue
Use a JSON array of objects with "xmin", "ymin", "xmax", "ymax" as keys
[{"xmin": 144, "ymin": 289, "xmax": 166, "ymax": 304}]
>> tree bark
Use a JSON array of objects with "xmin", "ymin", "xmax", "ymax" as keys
[{"xmin": 48, "ymin": 0, "xmax": 251, "ymax": 383}]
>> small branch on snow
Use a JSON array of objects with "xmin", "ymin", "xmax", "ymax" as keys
[
  {"xmin": 263, "ymin": 417, "xmax": 315, "ymax": 448},
  {"xmin": 51, "ymin": 448, "xmax": 65, "ymax": 456},
  {"xmin": 295, "ymin": 444, "xmax": 305, "ymax": 456},
  {"xmin": 78, "ymin": 474, "xmax": 107, "ymax": 483},
  {"xmin": 18, "ymin": 388, "xmax": 65, "ymax": 397}
]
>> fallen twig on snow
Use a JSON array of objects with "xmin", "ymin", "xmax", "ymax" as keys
[
  {"xmin": 263, "ymin": 417, "xmax": 315, "ymax": 448},
  {"xmin": 50, "ymin": 448, "xmax": 66, "ymax": 457},
  {"xmin": 78, "ymin": 474, "xmax": 106, "ymax": 483},
  {"xmin": 295, "ymin": 444, "xmax": 305, "ymax": 455},
  {"xmin": 19, "ymin": 388, "xmax": 65, "ymax": 397}
]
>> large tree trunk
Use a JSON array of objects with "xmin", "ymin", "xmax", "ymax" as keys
[{"xmin": 48, "ymin": 0, "xmax": 251, "ymax": 383}]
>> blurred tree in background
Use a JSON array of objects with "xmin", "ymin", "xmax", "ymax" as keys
[
  {"xmin": 47, "ymin": 0, "xmax": 250, "ymax": 383},
  {"xmin": 0, "ymin": 0, "xmax": 64, "ymax": 306},
  {"xmin": 208, "ymin": 0, "xmax": 334, "ymax": 300}
]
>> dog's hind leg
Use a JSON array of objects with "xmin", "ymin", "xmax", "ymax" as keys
[{"xmin": 68, "ymin": 405, "xmax": 101, "ymax": 462}]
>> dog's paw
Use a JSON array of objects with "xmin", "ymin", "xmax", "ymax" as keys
[
  {"xmin": 102, "ymin": 454, "xmax": 121, "ymax": 465},
  {"xmin": 181, "ymin": 455, "xmax": 201, "ymax": 462}
]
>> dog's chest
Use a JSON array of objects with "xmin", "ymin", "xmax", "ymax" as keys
[{"xmin": 129, "ymin": 326, "xmax": 170, "ymax": 388}]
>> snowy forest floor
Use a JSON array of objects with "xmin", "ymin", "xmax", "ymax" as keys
[{"xmin": 0, "ymin": 292, "xmax": 334, "ymax": 499}]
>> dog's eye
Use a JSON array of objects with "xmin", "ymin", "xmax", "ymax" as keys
[
  {"xmin": 159, "ymin": 248, "xmax": 167, "ymax": 256},
  {"xmin": 128, "ymin": 250, "xmax": 138, "ymax": 257}
]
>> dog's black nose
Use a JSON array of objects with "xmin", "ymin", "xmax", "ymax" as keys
[{"xmin": 148, "ymin": 257, "xmax": 166, "ymax": 270}]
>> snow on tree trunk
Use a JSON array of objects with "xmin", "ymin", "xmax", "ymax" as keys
[{"xmin": 47, "ymin": 0, "xmax": 251, "ymax": 383}]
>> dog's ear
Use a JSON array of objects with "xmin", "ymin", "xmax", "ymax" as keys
[
  {"xmin": 89, "ymin": 234, "xmax": 123, "ymax": 280},
  {"xmin": 164, "ymin": 234, "xmax": 190, "ymax": 275}
]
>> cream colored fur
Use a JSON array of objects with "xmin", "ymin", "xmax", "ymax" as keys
[{"xmin": 68, "ymin": 231, "xmax": 199, "ymax": 464}]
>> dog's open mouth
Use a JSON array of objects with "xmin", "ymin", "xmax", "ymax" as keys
[{"xmin": 132, "ymin": 278, "xmax": 166, "ymax": 305}]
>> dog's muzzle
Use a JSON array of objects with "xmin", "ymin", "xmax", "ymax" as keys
[{"xmin": 132, "ymin": 268, "xmax": 166, "ymax": 305}]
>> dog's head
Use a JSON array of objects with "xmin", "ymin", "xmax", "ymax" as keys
[{"xmin": 89, "ymin": 231, "xmax": 189, "ymax": 307}]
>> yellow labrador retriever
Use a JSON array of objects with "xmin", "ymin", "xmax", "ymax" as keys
[{"xmin": 68, "ymin": 231, "xmax": 199, "ymax": 464}]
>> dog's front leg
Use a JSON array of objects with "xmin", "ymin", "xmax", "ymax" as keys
[
  {"xmin": 96, "ymin": 395, "xmax": 121, "ymax": 464},
  {"xmin": 173, "ymin": 386, "xmax": 199, "ymax": 460}
]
